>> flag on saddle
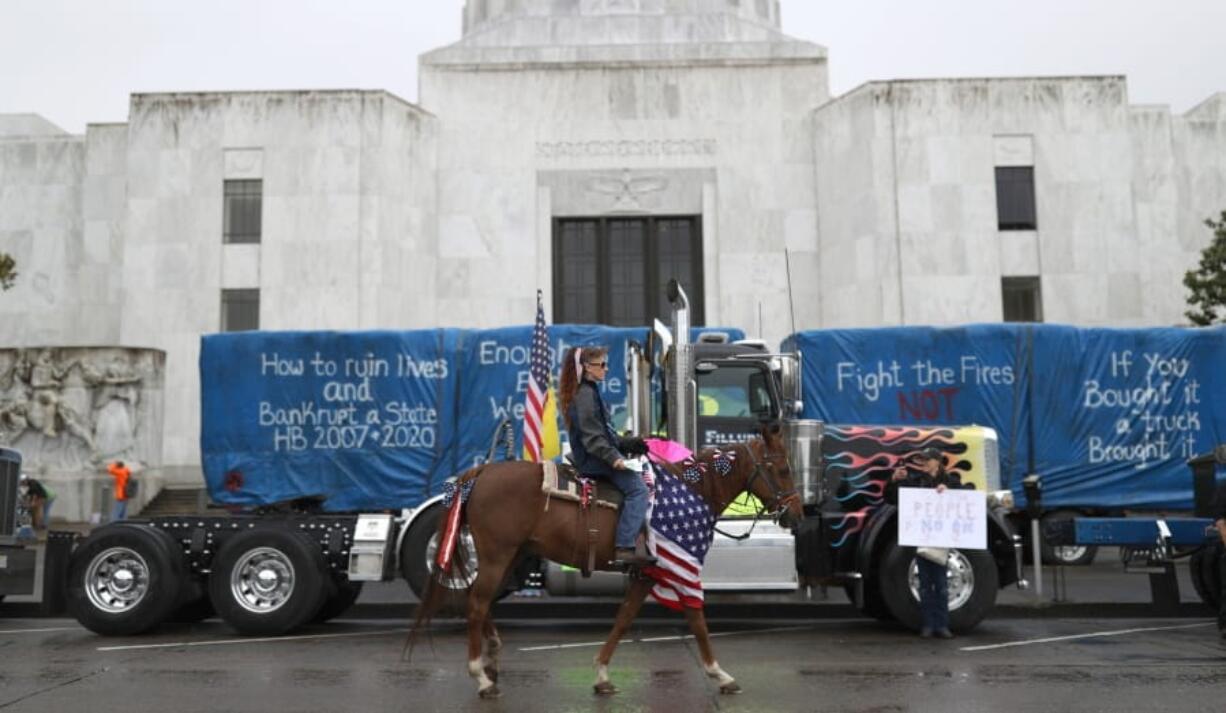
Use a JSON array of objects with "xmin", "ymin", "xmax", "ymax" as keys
[
  {"xmin": 521, "ymin": 289, "xmax": 560, "ymax": 462},
  {"xmin": 642, "ymin": 465, "xmax": 718, "ymax": 611}
]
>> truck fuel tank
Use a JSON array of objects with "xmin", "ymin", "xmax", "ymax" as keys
[{"xmin": 782, "ymin": 419, "xmax": 824, "ymax": 506}]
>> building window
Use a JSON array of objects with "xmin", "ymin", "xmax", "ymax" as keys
[
  {"xmin": 221, "ymin": 289, "xmax": 260, "ymax": 331},
  {"xmin": 995, "ymin": 167, "xmax": 1036, "ymax": 231},
  {"xmin": 223, "ymin": 179, "xmax": 262, "ymax": 243},
  {"xmin": 553, "ymin": 216, "xmax": 703, "ymax": 326},
  {"xmin": 1002, "ymin": 277, "xmax": 1042, "ymax": 322}
]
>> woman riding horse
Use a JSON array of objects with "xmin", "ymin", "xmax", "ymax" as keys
[
  {"xmin": 557, "ymin": 345, "xmax": 654, "ymax": 567},
  {"xmin": 410, "ymin": 381, "xmax": 803, "ymax": 699}
]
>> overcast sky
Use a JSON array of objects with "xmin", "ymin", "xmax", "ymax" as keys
[{"xmin": 3, "ymin": 0, "xmax": 1224, "ymax": 134}]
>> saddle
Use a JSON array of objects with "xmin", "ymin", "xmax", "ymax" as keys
[
  {"xmin": 540, "ymin": 461, "xmax": 628, "ymax": 576},
  {"xmin": 540, "ymin": 461, "xmax": 623, "ymax": 511}
]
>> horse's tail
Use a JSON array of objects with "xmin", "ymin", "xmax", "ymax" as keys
[{"xmin": 404, "ymin": 465, "xmax": 485, "ymax": 661}]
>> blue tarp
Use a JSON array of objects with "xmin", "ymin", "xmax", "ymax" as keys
[
  {"xmin": 200, "ymin": 330, "xmax": 462, "ymax": 511},
  {"xmin": 200, "ymin": 325, "xmax": 742, "ymax": 511},
  {"xmin": 785, "ymin": 324, "xmax": 1226, "ymax": 510}
]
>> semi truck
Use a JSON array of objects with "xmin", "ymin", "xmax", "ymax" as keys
[
  {"xmin": 547, "ymin": 283, "xmax": 1025, "ymax": 632},
  {"xmin": 63, "ymin": 286, "xmax": 1024, "ymax": 636}
]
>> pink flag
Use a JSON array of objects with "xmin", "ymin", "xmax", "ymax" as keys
[{"xmin": 645, "ymin": 438, "xmax": 693, "ymax": 464}]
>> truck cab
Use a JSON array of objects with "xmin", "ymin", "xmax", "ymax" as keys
[{"xmin": 619, "ymin": 280, "xmax": 1025, "ymax": 631}]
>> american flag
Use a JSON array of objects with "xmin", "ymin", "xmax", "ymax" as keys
[
  {"xmin": 521, "ymin": 290, "xmax": 552, "ymax": 462},
  {"xmin": 643, "ymin": 466, "xmax": 718, "ymax": 610}
]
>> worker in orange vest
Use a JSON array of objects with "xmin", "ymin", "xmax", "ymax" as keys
[{"xmin": 107, "ymin": 460, "xmax": 131, "ymax": 521}]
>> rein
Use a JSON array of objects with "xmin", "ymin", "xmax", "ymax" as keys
[{"xmin": 710, "ymin": 440, "xmax": 798, "ymax": 541}]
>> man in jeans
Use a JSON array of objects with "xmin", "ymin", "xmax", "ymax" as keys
[
  {"xmin": 1213, "ymin": 480, "xmax": 1226, "ymax": 640},
  {"xmin": 22, "ymin": 476, "xmax": 56, "ymax": 531},
  {"xmin": 107, "ymin": 460, "xmax": 131, "ymax": 521}
]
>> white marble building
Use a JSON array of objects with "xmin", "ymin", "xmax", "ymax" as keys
[{"xmin": 1, "ymin": 0, "xmax": 1224, "ymax": 489}]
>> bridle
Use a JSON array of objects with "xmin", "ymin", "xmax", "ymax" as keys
[
  {"xmin": 712, "ymin": 437, "xmax": 799, "ymax": 541},
  {"xmin": 744, "ymin": 437, "xmax": 800, "ymax": 519}
]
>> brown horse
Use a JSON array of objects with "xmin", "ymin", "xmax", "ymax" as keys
[{"xmin": 411, "ymin": 423, "xmax": 802, "ymax": 699}]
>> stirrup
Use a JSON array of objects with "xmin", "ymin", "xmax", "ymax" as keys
[{"xmin": 611, "ymin": 547, "xmax": 657, "ymax": 569}]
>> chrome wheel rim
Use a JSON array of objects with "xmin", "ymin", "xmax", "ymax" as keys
[
  {"xmin": 908, "ymin": 549, "xmax": 976, "ymax": 611},
  {"xmin": 426, "ymin": 526, "xmax": 479, "ymax": 590},
  {"xmin": 230, "ymin": 547, "xmax": 295, "ymax": 614},
  {"xmin": 1052, "ymin": 545, "xmax": 1089, "ymax": 563},
  {"xmin": 84, "ymin": 547, "xmax": 150, "ymax": 614}
]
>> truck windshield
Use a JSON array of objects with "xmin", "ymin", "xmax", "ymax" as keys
[{"xmin": 697, "ymin": 365, "xmax": 773, "ymax": 419}]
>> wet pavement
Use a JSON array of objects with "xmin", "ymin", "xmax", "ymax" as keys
[{"xmin": 0, "ymin": 614, "xmax": 1222, "ymax": 713}]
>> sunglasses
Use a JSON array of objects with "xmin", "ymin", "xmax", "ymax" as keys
[{"xmin": 586, "ymin": 361, "xmax": 608, "ymax": 368}]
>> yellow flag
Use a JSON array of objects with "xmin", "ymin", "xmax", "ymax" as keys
[{"xmin": 539, "ymin": 385, "xmax": 561, "ymax": 460}]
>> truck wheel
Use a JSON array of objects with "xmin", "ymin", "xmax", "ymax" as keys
[
  {"xmin": 1040, "ymin": 511, "xmax": 1098, "ymax": 566},
  {"xmin": 878, "ymin": 543, "xmax": 999, "ymax": 633},
  {"xmin": 1190, "ymin": 542, "xmax": 1222, "ymax": 609},
  {"xmin": 209, "ymin": 529, "xmax": 328, "ymax": 636},
  {"xmin": 313, "ymin": 580, "xmax": 364, "ymax": 623},
  {"xmin": 400, "ymin": 505, "xmax": 478, "ymax": 600},
  {"xmin": 67, "ymin": 524, "xmax": 184, "ymax": 636}
]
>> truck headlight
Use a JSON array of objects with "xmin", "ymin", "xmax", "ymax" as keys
[{"xmin": 987, "ymin": 489, "xmax": 1014, "ymax": 510}]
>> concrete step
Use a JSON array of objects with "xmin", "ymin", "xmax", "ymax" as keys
[{"xmin": 140, "ymin": 487, "xmax": 208, "ymax": 516}]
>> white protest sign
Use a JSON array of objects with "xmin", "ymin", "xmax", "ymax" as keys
[{"xmin": 898, "ymin": 488, "xmax": 986, "ymax": 549}]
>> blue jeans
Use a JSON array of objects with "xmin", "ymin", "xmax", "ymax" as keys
[
  {"xmin": 42, "ymin": 497, "xmax": 54, "ymax": 528},
  {"xmin": 917, "ymin": 556, "xmax": 950, "ymax": 632},
  {"xmin": 112, "ymin": 500, "xmax": 128, "ymax": 522},
  {"xmin": 597, "ymin": 468, "xmax": 649, "ymax": 549}
]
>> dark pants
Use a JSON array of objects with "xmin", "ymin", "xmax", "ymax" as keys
[
  {"xmin": 917, "ymin": 556, "xmax": 950, "ymax": 632},
  {"xmin": 1218, "ymin": 548, "xmax": 1226, "ymax": 633}
]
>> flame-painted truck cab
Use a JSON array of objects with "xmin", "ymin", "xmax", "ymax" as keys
[{"xmin": 614, "ymin": 280, "xmax": 1027, "ymax": 632}]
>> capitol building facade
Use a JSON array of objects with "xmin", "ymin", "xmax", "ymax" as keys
[{"xmin": 1, "ymin": 0, "xmax": 1224, "ymax": 495}]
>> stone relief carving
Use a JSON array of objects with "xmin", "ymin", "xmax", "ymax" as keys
[
  {"xmin": 585, "ymin": 169, "xmax": 669, "ymax": 211},
  {"xmin": 0, "ymin": 347, "xmax": 164, "ymax": 472}
]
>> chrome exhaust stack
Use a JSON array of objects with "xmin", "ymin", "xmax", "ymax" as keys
[{"xmin": 665, "ymin": 279, "xmax": 696, "ymax": 451}]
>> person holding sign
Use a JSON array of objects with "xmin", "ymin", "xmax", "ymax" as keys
[
  {"xmin": 888, "ymin": 448, "xmax": 964, "ymax": 639},
  {"xmin": 558, "ymin": 346, "xmax": 654, "ymax": 567},
  {"xmin": 1212, "ymin": 480, "xmax": 1226, "ymax": 641}
]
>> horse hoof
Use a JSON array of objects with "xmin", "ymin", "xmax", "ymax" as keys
[
  {"xmin": 478, "ymin": 684, "xmax": 501, "ymax": 699},
  {"xmin": 719, "ymin": 682, "xmax": 742, "ymax": 695},
  {"xmin": 484, "ymin": 666, "xmax": 499, "ymax": 683},
  {"xmin": 593, "ymin": 681, "xmax": 618, "ymax": 696}
]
